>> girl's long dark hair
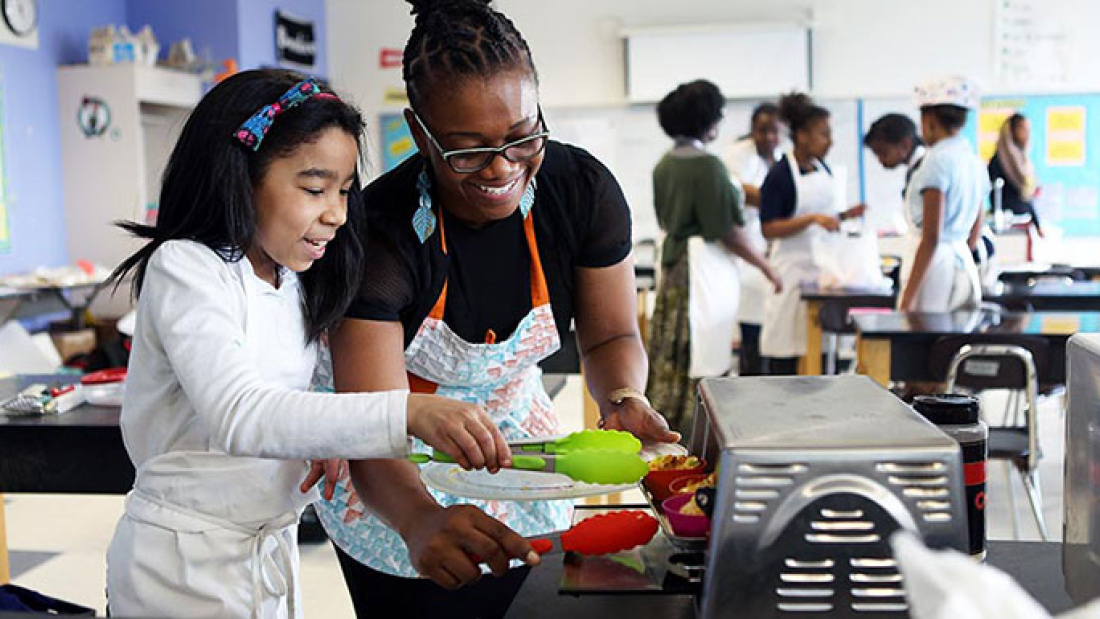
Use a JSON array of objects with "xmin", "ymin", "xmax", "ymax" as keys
[{"xmin": 107, "ymin": 68, "xmax": 366, "ymax": 343}]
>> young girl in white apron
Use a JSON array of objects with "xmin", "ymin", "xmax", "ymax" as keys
[
  {"xmin": 759, "ymin": 93, "xmax": 865, "ymax": 375},
  {"xmin": 104, "ymin": 70, "xmax": 512, "ymax": 619},
  {"xmin": 899, "ymin": 77, "xmax": 987, "ymax": 313}
]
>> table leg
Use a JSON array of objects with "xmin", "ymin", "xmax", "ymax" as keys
[
  {"xmin": 636, "ymin": 289, "xmax": 650, "ymax": 349},
  {"xmin": 800, "ymin": 300, "xmax": 823, "ymax": 375},
  {"xmin": 856, "ymin": 335, "xmax": 892, "ymax": 388},
  {"xmin": 0, "ymin": 493, "xmax": 10, "ymax": 584}
]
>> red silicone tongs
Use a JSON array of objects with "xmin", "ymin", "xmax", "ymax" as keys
[{"xmin": 530, "ymin": 510, "xmax": 659, "ymax": 556}]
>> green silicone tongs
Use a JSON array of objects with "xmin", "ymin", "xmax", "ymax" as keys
[
  {"xmin": 408, "ymin": 449, "xmax": 648, "ymax": 485},
  {"xmin": 507, "ymin": 429, "xmax": 642, "ymax": 455}
]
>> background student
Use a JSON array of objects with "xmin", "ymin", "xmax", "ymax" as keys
[
  {"xmin": 104, "ymin": 69, "xmax": 516, "ymax": 619},
  {"xmin": 989, "ymin": 112, "xmax": 1043, "ymax": 236},
  {"xmin": 758, "ymin": 92, "xmax": 865, "ymax": 375},
  {"xmin": 723, "ymin": 102, "xmax": 782, "ymax": 376},
  {"xmin": 899, "ymin": 77, "xmax": 989, "ymax": 312},
  {"xmin": 647, "ymin": 80, "xmax": 780, "ymax": 434}
]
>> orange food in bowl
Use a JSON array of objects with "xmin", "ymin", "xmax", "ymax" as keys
[{"xmin": 644, "ymin": 456, "xmax": 706, "ymax": 501}]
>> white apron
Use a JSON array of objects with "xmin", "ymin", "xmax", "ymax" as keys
[
  {"xmin": 687, "ymin": 236, "xmax": 740, "ymax": 377},
  {"xmin": 900, "ymin": 180, "xmax": 982, "ymax": 312},
  {"xmin": 107, "ymin": 268, "xmax": 318, "ymax": 619},
  {"xmin": 316, "ymin": 190, "xmax": 571, "ymax": 577},
  {"xmin": 735, "ymin": 207, "xmax": 769, "ymax": 326},
  {"xmin": 760, "ymin": 154, "xmax": 839, "ymax": 359}
]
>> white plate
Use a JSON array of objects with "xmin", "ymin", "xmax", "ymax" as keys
[{"xmin": 419, "ymin": 463, "xmax": 637, "ymax": 501}]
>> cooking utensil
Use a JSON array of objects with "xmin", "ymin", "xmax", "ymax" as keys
[
  {"xmin": 510, "ymin": 429, "xmax": 641, "ymax": 455},
  {"xmin": 474, "ymin": 510, "xmax": 659, "ymax": 563},
  {"xmin": 409, "ymin": 449, "xmax": 649, "ymax": 485}
]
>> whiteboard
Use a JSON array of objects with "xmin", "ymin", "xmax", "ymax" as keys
[{"xmin": 624, "ymin": 23, "xmax": 810, "ymax": 103}]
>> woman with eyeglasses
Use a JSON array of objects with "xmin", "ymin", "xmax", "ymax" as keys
[{"xmin": 312, "ymin": 1, "xmax": 679, "ymax": 616}]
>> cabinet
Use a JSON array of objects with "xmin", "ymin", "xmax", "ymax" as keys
[{"xmin": 56, "ymin": 64, "xmax": 201, "ymax": 316}]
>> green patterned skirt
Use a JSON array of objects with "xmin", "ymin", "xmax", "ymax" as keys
[{"xmin": 645, "ymin": 254, "xmax": 696, "ymax": 437}]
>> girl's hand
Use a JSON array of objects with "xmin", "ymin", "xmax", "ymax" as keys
[
  {"xmin": 407, "ymin": 394, "xmax": 511, "ymax": 473},
  {"xmin": 300, "ymin": 458, "xmax": 348, "ymax": 500},
  {"xmin": 601, "ymin": 397, "xmax": 681, "ymax": 444}
]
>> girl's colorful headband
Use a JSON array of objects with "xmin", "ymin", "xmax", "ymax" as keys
[{"xmin": 234, "ymin": 77, "xmax": 339, "ymax": 151}]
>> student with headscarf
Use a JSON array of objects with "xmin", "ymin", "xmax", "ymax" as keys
[{"xmin": 988, "ymin": 113, "xmax": 1042, "ymax": 236}]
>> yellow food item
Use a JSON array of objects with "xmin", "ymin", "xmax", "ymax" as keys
[
  {"xmin": 649, "ymin": 455, "xmax": 702, "ymax": 471},
  {"xmin": 678, "ymin": 472, "xmax": 717, "ymax": 495},
  {"xmin": 680, "ymin": 496, "xmax": 705, "ymax": 516}
]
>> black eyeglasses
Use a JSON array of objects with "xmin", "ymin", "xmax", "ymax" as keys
[{"xmin": 410, "ymin": 107, "xmax": 550, "ymax": 174}]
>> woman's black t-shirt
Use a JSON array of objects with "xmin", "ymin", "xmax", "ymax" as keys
[{"xmin": 347, "ymin": 140, "xmax": 633, "ymax": 348}]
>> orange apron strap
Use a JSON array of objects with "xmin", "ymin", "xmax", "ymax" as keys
[
  {"xmin": 407, "ymin": 372, "xmax": 438, "ymax": 394},
  {"xmin": 426, "ymin": 209, "xmax": 449, "ymax": 320},
  {"xmin": 523, "ymin": 212, "xmax": 551, "ymax": 307}
]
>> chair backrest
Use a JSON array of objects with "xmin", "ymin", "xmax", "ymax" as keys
[{"xmin": 928, "ymin": 335, "xmax": 1050, "ymax": 389}]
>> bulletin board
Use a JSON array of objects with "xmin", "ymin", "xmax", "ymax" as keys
[
  {"xmin": 379, "ymin": 112, "xmax": 416, "ymax": 173},
  {"xmin": 0, "ymin": 75, "xmax": 8, "ymax": 254},
  {"xmin": 964, "ymin": 93, "xmax": 1100, "ymax": 236}
]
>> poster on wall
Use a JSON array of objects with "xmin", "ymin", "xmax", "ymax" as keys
[
  {"xmin": 1046, "ymin": 106, "xmax": 1086, "ymax": 167},
  {"xmin": 275, "ymin": 11, "xmax": 315, "ymax": 69},
  {"xmin": 977, "ymin": 101, "xmax": 1019, "ymax": 162},
  {"xmin": 380, "ymin": 113, "xmax": 416, "ymax": 172}
]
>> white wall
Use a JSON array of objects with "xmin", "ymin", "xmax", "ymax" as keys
[{"xmin": 326, "ymin": 0, "xmax": 1100, "ymax": 244}]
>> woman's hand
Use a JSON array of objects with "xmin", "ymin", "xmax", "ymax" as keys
[
  {"xmin": 813, "ymin": 213, "xmax": 841, "ymax": 232},
  {"xmin": 601, "ymin": 397, "xmax": 681, "ymax": 444},
  {"xmin": 300, "ymin": 458, "xmax": 348, "ymax": 500},
  {"xmin": 407, "ymin": 394, "xmax": 511, "ymax": 473},
  {"xmin": 843, "ymin": 203, "xmax": 867, "ymax": 220},
  {"xmin": 403, "ymin": 504, "xmax": 540, "ymax": 588},
  {"xmin": 764, "ymin": 264, "xmax": 783, "ymax": 293}
]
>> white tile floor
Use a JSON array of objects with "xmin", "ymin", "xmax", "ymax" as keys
[{"xmin": 2, "ymin": 377, "xmax": 1068, "ymax": 616}]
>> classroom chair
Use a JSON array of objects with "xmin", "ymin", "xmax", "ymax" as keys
[{"xmin": 930, "ymin": 335, "xmax": 1051, "ymax": 540}]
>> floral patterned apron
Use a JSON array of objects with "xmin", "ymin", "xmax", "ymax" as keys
[{"xmin": 315, "ymin": 177, "xmax": 571, "ymax": 577}]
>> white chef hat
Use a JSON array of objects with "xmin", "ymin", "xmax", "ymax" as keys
[{"xmin": 914, "ymin": 76, "xmax": 980, "ymax": 109}]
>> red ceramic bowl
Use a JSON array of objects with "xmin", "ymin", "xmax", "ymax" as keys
[
  {"xmin": 668, "ymin": 473, "xmax": 712, "ymax": 496},
  {"xmin": 661, "ymin": 493, "xmax": 710, "ymax": 538},
  {"xmin": 644, "ymin": 459, "xmax": 706, "ymax": 501}
]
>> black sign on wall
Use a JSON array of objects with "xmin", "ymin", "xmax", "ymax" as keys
[{"xmin": 275, "ymin": 10, "xmax": 315, "ymax": 69}]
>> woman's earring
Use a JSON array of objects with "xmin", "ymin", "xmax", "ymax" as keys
[
  {"xmin": 518, "ymin": 179, "xmax": 536, "ymax": 218},
  {"xmin": 413, "ymin": 170, "xmax": 437, "ymax": 243}
]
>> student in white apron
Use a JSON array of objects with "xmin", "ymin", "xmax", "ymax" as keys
[
  {"xmin": 723, "ymin": 102, "xmax": 783, "ymax": 376},
  {"xmin": 646, "ymin": 81, "xmax": 781, "ymax": 433},
  {"xmin": 759, "ymin": 93, "xmax": 866, "ymax": 375},
  {"xmin": 103, "ymin": 70, "xmax": 516, "ymax": 619},
  {"xmin": 312, "ymin": 3, "xmax": 681, "ymax": 617},
  {"xmin": 899, "ymin": 77, "xmax": 988, "ymax": 312}
]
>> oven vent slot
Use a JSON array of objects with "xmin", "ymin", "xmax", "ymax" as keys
[
  {"xmin": 880, "ymin": 460, "xmax": 954, "ymax": 522},
  {"xmin": 733, "ymin": 462, "xmax": 806, "ymax": 521}
]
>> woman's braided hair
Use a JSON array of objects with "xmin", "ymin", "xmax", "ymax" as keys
[{"xmin": 403, "ymin": 0, "xmax": 537, "ymax": 110}]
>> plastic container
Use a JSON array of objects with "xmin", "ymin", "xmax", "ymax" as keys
[
  {"xmin": 913, "ymin": 394, "xmax": 988, "ymax": 561},
  {"xmin": 661, "ymin": 493, "xmax": 709, "ymax": 538},
  {"xmin": 644, "ymin": 458, "xmax": 706, "ymax": 501},
  {"xmin": 81, "ymin": 367, "xmax": 126, "ymax": 407}
]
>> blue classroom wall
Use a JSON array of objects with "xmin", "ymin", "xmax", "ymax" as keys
[
  {"xmin": 0, "ymin": 0, "xmax": 128, "ymax": 276},
  {"xmin": 125, "ymin": 0, "xmax": 239, "ymax": 67},
  {"xmin": 238, "ymin": 0, "xmax": 328, "ymax": 78},
  {"xmin": 962, "ymin": 93, "xmax": 1100, "ymax": 237},
  {"xmin": 0, "ymin": 0, "xmax": 331, "ymax": 277}
]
